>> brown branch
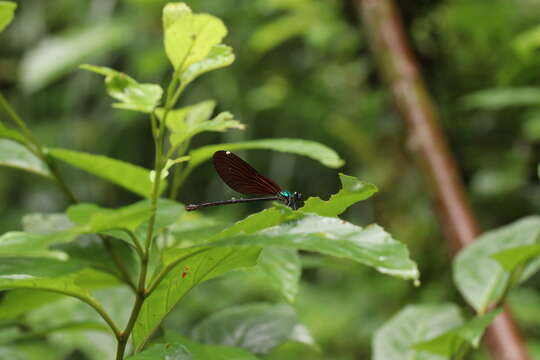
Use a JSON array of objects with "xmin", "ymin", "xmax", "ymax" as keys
[{"xmin": 356, "ymin": 0, "xmax": 530, "ymax": 359}]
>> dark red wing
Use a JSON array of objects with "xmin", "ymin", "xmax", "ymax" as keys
[{"xmin": 213, "ymin": 150, "xmax": 282, "ymax": 195}]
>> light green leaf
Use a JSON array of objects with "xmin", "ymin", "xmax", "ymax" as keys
[
  {"xmin": 80, "ymin": 64, "xmax": 162, "ymax": 113},
  {"xmin": 0, "ymin": 139, "xmax": 51, "ymax": 178},
  {"xmin": 0, "ymin": 122, "xmax": 24, "ymax": 143},
  {"xmin": 48, "ymin": 147, "xmax": 164, "ymax": 198},
  {"xmin": 188, "ymin": 138, "xmax": 345, "ymax": 171},
  {"xmin": 20, "ymin": 23, "xmax": 128, "ymax": 93},
  {"xmin": 164, "ymin": 332, "xmax": 259, "ymax": 360},
  {"xmin": 206, "ymin": 209, "xmax": 419, "ymax": 281},
  {"xmin": 191, "ymin": 303, "xmax": 300, "ymax": 355},
  {"xmin": 127, "ymin": 343, "xmax": 191, "ymax": 360},
  {"xmin": 414, "ymin": 309, "xmax": 501, "ymax": 356},
  {"xmin": 170, "ymin": 112, "xmax": 244, "ymax": 146},
  {"xmin": 257, "ymin": 247, "xmax": 300, "ymax": 303},
  {"xmin": 373, "ymin": 304, "xmax": 464, "ymax": 360},
  {"xmin": 181, "ymin": 44, "xmax": 235, "ymax": 86},
  {"xmin": 0, "ymin": 1, "xmax": 16, "ymax": 33},
  {"xmin": 0, "ymin": 231, "xmax": 74, "ymax": 259},
  {"xmin": 461, "ymin": 87, "xmax": 540, "ymax": 111},
  {"xmin": 300, "ymin": 173, "xmax": 377, "ymax": 216},
  {"xmin": 156, "ymin": 100, "xmax": 216, "ymax": 134},
  {"xmin": 163, "ymin": 4, "xmax": 227, "ymax": 71},
  {"xmin": 491, "ymin": 244, "xmax": 540, "ymax": 272},
  {"xmin": 454, "ymin": 216, "xmax": 540, "ymax": 313},
  {"xmin": 133, "ymin": 247, "xmax": 260, "ymax": 351},
  {"xmin": 514, "ymin": 24, "xmax": 540, "ymax": 59}
]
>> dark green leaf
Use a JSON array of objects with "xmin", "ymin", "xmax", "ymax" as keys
[
  {"xmin": 188, "ymin": 139, "xmax": 344, "ymax": 172},
  {"xmin": 300, "ymin": 173, "xmax": 377, "ymax": 216},
  {"xmin": 48, "ymin": 147, "xmax": 164, "ymax": 198},
  {"xmin": 133, "ymin": 247, "xmax": 260, "ymax": 351},
  {"xmin": 164, "ymin": 332, "xmax": 259, "ymax": 360},
  {"xmin": 191, "ymin": 303, "xmax": 299, "ymax": 355},
  {"xmin": 0, "ymin": 139, "xmax": 51, "ymax": 178},
  {"xmin": 127, "ymin": 343, "xmax": 191, "ymax": 360}
]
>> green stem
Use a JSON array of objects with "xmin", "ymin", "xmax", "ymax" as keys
[{"xmin": 103, "ymin": 237, "xmax": 137, "ymax": 292}]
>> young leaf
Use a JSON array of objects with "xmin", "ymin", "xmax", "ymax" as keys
[
  {"xmin": 0, "ymin": 1, "xmax": 16, "ymax": 33},
  {"xmin": 80, "ymin": 64, "xmax": 162, "ymax": 113},
  {"xmin": 164, "ymin": 332, "xmax": 259, "ymax": 360},
  {"xmin": 170, "ymin": 112, "xmax": 244, "ymax": 147},
  {"xmin": 181, "ymin": 44, "xmax": 235, "ymax": 86},
  {"xmin": 0, "ymin": 139, "xmax": 51, "ymax": 178},
  {"xmin": 133, "ymin": 247, "xmax": 260, "ymax": 351},
  {"xmin": 191, "ymin": 303, "xmax": 303, "ymax": 355},
  {"xmin": 490, "ymin": 244, "xmax": 540, "ymax": 272},
  {"xmin": 414, "ymin": 309, "xmax": 502, "ymax": 356},
  {"xmin": 453, "ymin": 216, "xmax": 540, "ymax": 313},
  {"xmin": 163, "ymin": 3, "xmax": 227, "ymax": 71},
  {"xmin": 126, "ymin": 343, "xmax": 191, "ymax": 360},
  {"xmin": 156, "ymin": 100, "xmax": 216, "ymax": 134},
  {"xmin": 188, "ymin": 138, "xmax": 345, "ymax": 171},
  {"xmin": 373, "ymin": 304, "xmax": 464, "ymax": 360},
  {"xmin": 300, "ymin": 173, "xmax": 377, "ymax": 216},
  {"xmin": 48, "ymin": 147, "xmax": 164, "ymax": 198}
]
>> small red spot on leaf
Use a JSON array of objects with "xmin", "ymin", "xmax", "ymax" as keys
[{"xmin": 181, "ymin": 272, "xmax": 188, "ymax": 278}]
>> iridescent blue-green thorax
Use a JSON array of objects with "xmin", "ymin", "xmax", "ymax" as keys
[{"xmin": 278, "ymin": 190, "xmax": 303, "ymax": 210}]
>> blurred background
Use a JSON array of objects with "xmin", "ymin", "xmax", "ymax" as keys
[{"xmin": 1, "ymin": 0, "xmax": 540, "ymax": 359}]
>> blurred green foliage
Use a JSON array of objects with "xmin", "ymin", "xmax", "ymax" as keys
[{"xmin": 2, "ymin": 0, "xmax": 540, "ymax": 358}]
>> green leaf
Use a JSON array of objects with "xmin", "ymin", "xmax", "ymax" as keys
[
  {"xmin": 453, "ymin": 216, "xmax": 540, "ymax": 313},
  {"xmin": 67, "ymin": 202, "xmax": 152, "ymax": 233},
  {"xmin": 250, "ymin": 12, "xmax": 311, "ymax": 54},
  {"xmin": 80, "ymin": 64, "xmax": 162, "ymax": 113},
  {"xmin": 0, "ymin": 1, "xmax": 16, "ymax": 33},
  {"xmin": 514, "ymin": 24, "xmax": 540, "ymax": 59},
  {"xmin": 414, "ymin": 309, "xmax": 502, "ymax": 356},
  {"xmin": 157, "ymin": 100, "xmax": 216, "ymax": 133},
  {"xmin": 257, "ymin": 248, "xmax": 300, "ymax": 303},
  {"xmin": 170, "ymin": 112, "xmax": 244, "ymax": 147},
  {"xmin": 0, "ymin": 122, "xmax": 24, "ymax": 143},
  {"xmin": 490, "ymin": 244, "xmax": 540, "ymax": 272},
  {"xmin": 461, "ymin": 87, "xmax": 540, "ymax": 111},
  {"xmin": 0, "ymin": 290, "xmax": 63, "ymax": 321},
  {"xmin": 181, "ymin": 44, "xmax": 235, "ymax": 86},
  {"xmin": 373, "ymin": 304, "xmax": 464, "ymax": 360},
  {"xmin": 0, "ymin": 231, "xmax": 74, "ymax": 259},
  {"xmin": 163, "ymin": 3, "xmax": 227, "ymax": 71},
  {"xmin": 127, "ymin": 343, "xmax": 191, "ymax": 360},
  {"xmin": 20, "ymin": 23, "xmax": 128, "ymax": 93},
  {"xmin": 164, "ymin": 332, "xmax": 259, "ymax": 360},
  {"xmin": 191, "ymin": 303, "xmax": 301, "ymax": 355},
  {"xmin": 0, "ymin": 139, "xmax": 51, "ymax": 178},
  {"xmin": 300, "ymin": 173, "xmax": 377, "ymax": 216},
  {"xmin": 206, "ymin": 209, "xmax": 419, "ymax": 281},
  {"xmin": 133, "ymin": 247, "xmax": 260, "ymax": 351},
  {"xmin": 48, "ymin": 147, "xmax": 164, "ymax": 198},
  {"xmin": 188, "ymin": 138, "xmax": 345, "ymax": 171}
]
